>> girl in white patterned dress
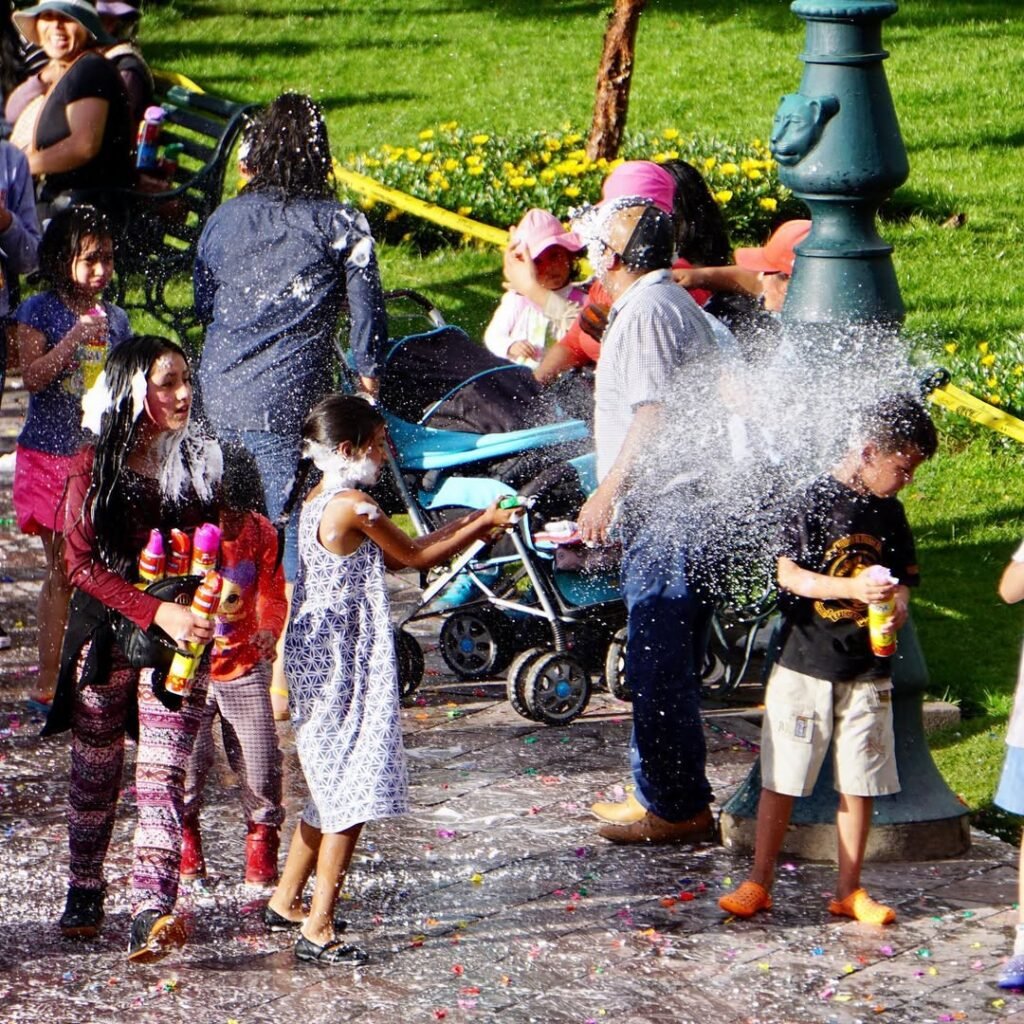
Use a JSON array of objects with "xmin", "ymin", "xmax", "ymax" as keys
[{"xmin": 265, "ymin": 395, "xmax": 518, "ymax": 966}]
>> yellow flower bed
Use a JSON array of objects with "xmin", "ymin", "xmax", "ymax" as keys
[
  {"xmin": 936, "ymin": 337, "xmax": 1024, "ymax": 418},
  {"xmin": 342, "ymin": 124, "xmax": 800, "ymax": 249}
]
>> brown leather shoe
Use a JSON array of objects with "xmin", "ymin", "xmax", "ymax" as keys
[
  {"xmin": 590, "ymin": 790, "xmax": 645, "ymax": 824},
  {"xmin": 598, "ymin": 807, "xmax": 717, "ymax": 845}
]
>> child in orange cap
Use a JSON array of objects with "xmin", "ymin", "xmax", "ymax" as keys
[
  {"xmin": 485, "ymin": 208, "xmax": 587, "ymax": 368},
  {"xmin": 675, "ymin": 218, "xmax": 811, "ymax": 314}
]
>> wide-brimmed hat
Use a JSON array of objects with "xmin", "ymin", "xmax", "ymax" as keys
[
  {"xmin": 511, "ymin": 208, "xmax": 583, "ymax": 261},
  {"xmin": 96, "ymin": 0, "xmax": 139, "ymax": 19},
  {"xmin": 734, "ymin": 219, "xmax": 811, "ymax": 275},
  {"xmin": 14, "ymin": 0, "xmax": 114, "ymax": 47}
]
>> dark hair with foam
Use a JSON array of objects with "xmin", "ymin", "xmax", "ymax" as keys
[
  {"xmin": 857, "ymin": 392, "xmax": 938, "ymax": 460},
  {"xmin": 86, "ymin": 335, "xmax": 188, "ymax": 571},
  {"xmin": 38, "ymin": 204, "xmax": 113, "ymax": 294},
  {"xmin": 243, "ymin": 92, "xmax": 334, "ymax": 200},
  {"xmin": 277, "ymin": 394, "xmax": 386, "ymax": 528}
]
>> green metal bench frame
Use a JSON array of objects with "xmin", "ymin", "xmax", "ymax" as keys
[{"xmin": 113, "ymin": 73, "xmax": 257, "ymax": 346}]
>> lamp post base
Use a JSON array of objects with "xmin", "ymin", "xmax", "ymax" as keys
[{"xmin": 719, "ymin": 810, "xmax": 970, "ymax": 863}]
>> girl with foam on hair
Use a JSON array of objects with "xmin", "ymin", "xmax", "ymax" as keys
[
  {"xmin": 11, "ymin": 203, "xmax": 128, "ymax": 705},
  {"xmin": 45, "ymin": 334, "xmax": 224, "ymax": 964},
  {"xmin": 262, "ymin": 394, "xmax": 518, "ymax": 966}
]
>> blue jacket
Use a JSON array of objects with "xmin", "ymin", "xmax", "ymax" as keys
[
  {"xmin": 0, "ymin": 140, "xmax": 40, "ymax": 318},
  {"xmin": 194, "ymin": 189, "xmax": 387, "ymax": 435}
]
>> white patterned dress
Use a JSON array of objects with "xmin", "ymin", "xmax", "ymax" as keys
[{"xmin": 285, "ymin": 489, "xmax": 408, "ymax": 832}]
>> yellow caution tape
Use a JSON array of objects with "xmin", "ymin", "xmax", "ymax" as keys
[
  {"xmin": 152, "ymin": 69, "xmax": 205, "ymax": 94},
  {"xmin": 927, "ymin": 382, "xmax": 1024, "ymax": 444},
  {"xmin": 333, "ymin": 167, "xmax": 510, "ymax": 249}
]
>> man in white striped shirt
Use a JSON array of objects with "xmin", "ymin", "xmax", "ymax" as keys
[{"xmin": 578, "ymin": 198, "xmax": 722, "ymax": 845}]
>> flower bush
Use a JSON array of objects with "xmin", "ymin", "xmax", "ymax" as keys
[
  {"xmin": 934, "ymin": 336, "xmax": 1024, "ymax": 420},
  {"xmin": 341, "ymin": 123, "xmax": 803, "ymax": 250}
]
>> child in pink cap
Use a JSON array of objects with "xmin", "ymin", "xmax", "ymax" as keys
[{"xmin": 484, "ymin": 208, "xmax": 587, "ymax": 367}]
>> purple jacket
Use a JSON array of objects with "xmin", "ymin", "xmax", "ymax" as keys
[{"xmin": 0, "ymin": 140, "xmax": 40, "ymax": 317}]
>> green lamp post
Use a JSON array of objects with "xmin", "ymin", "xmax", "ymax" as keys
[
  {"xmin": 773, "ymin": 0, "xmax": 908, "ymax": 328},
  {"xmin": 719, "ymin": 0, "xmax": 970, "ymax": 860}
]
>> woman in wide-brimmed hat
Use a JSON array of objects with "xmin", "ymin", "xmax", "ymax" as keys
[{"xmin": 8, "ymin": 0, "xmax": 133, "ymax": 211}]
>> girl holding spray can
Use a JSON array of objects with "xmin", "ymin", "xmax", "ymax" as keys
[
  {"xmin": 11, "ymin": 204, "xmax": 129, "ymax": 705},
  {"xmin": 45, "ymin": 335, "xmax": 225, "ymax": 963}
]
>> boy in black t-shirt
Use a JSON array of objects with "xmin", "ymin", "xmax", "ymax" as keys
[{"xmin": 720, "ymin": 394, "xmax": 938, "ymax": 925}]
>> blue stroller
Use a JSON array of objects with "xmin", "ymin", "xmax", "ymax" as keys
[{"xmin": 340, "ymin": 292, "xmax": 776, "ymax": 725}]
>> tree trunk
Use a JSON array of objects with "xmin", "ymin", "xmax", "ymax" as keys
[{"xmin": 586, "ymin": 0, "xmax": 647, "ymax": 162}]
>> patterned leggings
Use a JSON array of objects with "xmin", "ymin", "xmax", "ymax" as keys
[
  {"xmin": 183, "ymin": 661, "xmax": 284, "ymax": 829},
  {"xmin": 68, "ymin": 641, "xmax": 209, "ymax": 916}
]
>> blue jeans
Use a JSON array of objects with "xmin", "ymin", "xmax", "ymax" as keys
[
  {"xmin": 620, "ymin": 527, "xmax": 714, "ymax": 821},
  {"xmin": 236, "ymin": 430, "xmax": 302, "ymax": 582}
]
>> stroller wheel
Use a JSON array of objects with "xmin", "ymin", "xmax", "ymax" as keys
[
  {"xmin": 602, "ymin": 627, "xmax": 631, "ymax": 702},
  {"xmin": 506, "ymin": 647, "xmax": 547, "ymax": 721},
  {"xmin": 394, "ymin": 629, "xmax": 425, "ymax": 700},
  {"xmin": 439, "ymin": 610, "xmax": 512, "ymax": 680},
  {"xmin": 523, "ymin": 652, "xmax": 591, "ymax": 727},
  {"xmin": 700, "ymin": 648, "xmax": 734, "ymax": 697}
]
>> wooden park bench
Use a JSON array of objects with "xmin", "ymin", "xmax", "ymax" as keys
[{"xmin": 113, "ymin": 71, "xmax": 257, "ymax": 345}]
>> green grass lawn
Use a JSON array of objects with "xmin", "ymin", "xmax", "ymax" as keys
[{"xmin": 134, "ymin": 0, "xmax": 1024, "ymax": 816}]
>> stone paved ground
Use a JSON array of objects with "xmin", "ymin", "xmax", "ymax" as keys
[{"xmin": 3, "ymin": 377, "xmax": 1024, "ymax": 1024}]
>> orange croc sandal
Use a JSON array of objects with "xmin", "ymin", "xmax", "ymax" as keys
[
  {"xmin": 719, "ymin": 880, "xmax": 773, "ymax": 918},
  {"xmin": 828, "ymin": 888, "xmax": 896, "ymax": 925}
]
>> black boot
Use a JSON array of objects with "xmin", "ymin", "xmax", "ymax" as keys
[{"xmin": 59, "ymin": 885, "xmax": 105, "ymax": 938}]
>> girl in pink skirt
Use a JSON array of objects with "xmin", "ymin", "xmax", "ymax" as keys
[{"xmin": 11, "ymin": 204, "xmax": 130, "ymax": 701}]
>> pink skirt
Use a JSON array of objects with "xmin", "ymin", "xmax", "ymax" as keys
[{"xmin": 12, "ymin": 445, "xmax": 75, "ymax": 535}]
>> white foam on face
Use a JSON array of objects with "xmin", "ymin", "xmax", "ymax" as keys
[
  {"xmin": 304, "ymin": 438, "xmax": 381, "ymax": 492},
  {"xmin": 572, "ymin": 195, "xmax": 656, "ymax": 285}
]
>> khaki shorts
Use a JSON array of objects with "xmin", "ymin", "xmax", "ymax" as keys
[{"xmin": 760, "ymin": 664, "xmax": 900, "ymax": 798}]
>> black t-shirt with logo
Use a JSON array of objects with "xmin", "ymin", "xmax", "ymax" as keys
[{"xmin": 776, "ymin": 474, "xmax": 919, "ymax": 681}]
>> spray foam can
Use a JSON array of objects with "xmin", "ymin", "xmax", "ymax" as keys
[
  {"xmin": 166, "ymin": 529, "xmax": 191, "ymax": 576},
  {"xmin": 864, "ymin": 564, "xmax": 899, "ymax": 657},
  {"xmin": 136, "ymin": 529, "xmax": 165, "ymax": 588},
  {"xmin": 189, "ymin": 522, "xmax": 221, "ymax": 576},
  {"xmin": 164, "ymin": 571, "xmax": 223, "ymax": 697}
]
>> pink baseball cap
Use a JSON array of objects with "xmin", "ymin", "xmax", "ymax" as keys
[
  {"xmin": 734, "ymin": 219, "xmax": 811, "ymax": 275},
  {"xmin": 600, "ymin": 160, "xmax": 675, "ymax": 214},
  {"xmin": 512, "ymin": 208, "xmax": 583, "ymax": 260}
]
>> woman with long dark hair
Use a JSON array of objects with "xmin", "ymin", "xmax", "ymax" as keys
[
  {"xmin": 48, "ymin": 334, "xmax": 224, "ymax": 963},
  {"xmin": 194, "ymin": 91, "xmax": 387, "ymax": 718}
]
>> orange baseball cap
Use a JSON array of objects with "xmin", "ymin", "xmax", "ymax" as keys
[{"xmin": 734, "ymin": 219, "xmax": 811, "ymax": 275}]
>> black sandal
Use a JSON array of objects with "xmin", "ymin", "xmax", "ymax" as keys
[
  {"xmin": 262, "ymin": 904, "xmax": 347, "ymax": 932},
  {"xmin": 294, "ymin": 934, "xmax": 368, "ymax": 966}
]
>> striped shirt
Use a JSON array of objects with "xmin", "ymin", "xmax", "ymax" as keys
[{"xmin": 594, "ymin": 269, "xmax": 717, "ymax": 481}]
